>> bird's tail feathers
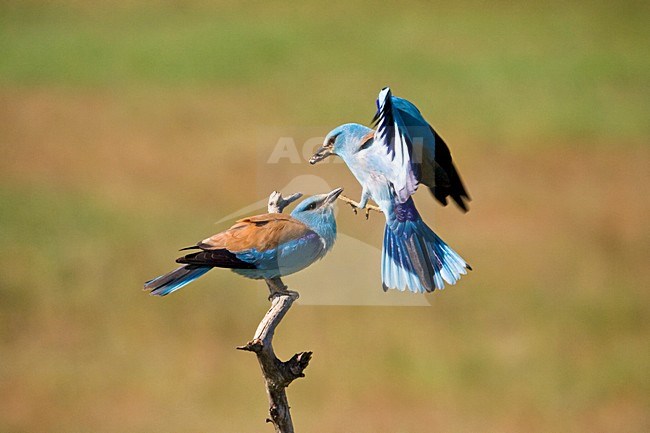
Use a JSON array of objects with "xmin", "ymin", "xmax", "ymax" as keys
[
  {"xmin": 382, "ymin": 216, "xmax": 470, "ymax": 293},
  {"xmin": 144, "ymin": 265, "xmax": 211, "ymax": 296}
]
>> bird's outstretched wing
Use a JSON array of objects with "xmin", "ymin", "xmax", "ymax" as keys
[
  {"xmin": 177, "ymin": 213, "xmax": 320, "ymax": 268},
  {"xmin": 372, "ymin": 87, "xmax": 420, "ymax": 203},
  {"xmin": 372, "ymin": 87, "xmax": 470, "ymax": 211}
]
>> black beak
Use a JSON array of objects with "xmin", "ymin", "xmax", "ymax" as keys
[
  {"xmin": 309, "ymin": 145, "xmax": 333, "ymax": 165},
  {"xmin": 324, "ymin": 187, "xmax": 344, "ymax": 204}
]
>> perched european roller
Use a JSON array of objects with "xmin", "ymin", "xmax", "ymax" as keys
[
  {"xmin": 144, "ymin": 188, "xmax": 343, "ymax": 296},
  {"xmin": 309, "ymin": 87, "xmax": 471, "ymax": 293}
]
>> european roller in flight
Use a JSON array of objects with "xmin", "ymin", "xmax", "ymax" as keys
[
  {"xmin": 309, "ymin": 87, "xmax": 471, "ymax": 293},
  {"xmin": 144, "ymin": 188, "xmax": 343, "ymax": 296}
]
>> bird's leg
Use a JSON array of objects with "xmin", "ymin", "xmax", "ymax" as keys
[
  {"xmin": 356, "ymin": 189, "xmax": 383, "ymax": 219},
  {"xmin": 340, "ymin": 188, "xmax": 369, "ymax": 214},
  {"xmin": 355, "ymin": 189, "xmax": 374, "ymax": 219},
  {"xmin": 358, "ymin": 189, "xmax": 370, "ymax": 213},
  {"xmin": 265, "ymin": 277, "xmax": 299, "ymax": 300},
  {"xmin": 338, "ymin": 189, "xmax": 382, "ymax": 220}
]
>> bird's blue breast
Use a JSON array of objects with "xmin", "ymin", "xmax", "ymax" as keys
[{"xmin": 232, "ymin": 231, "xmax": 326, "ymax": 279}]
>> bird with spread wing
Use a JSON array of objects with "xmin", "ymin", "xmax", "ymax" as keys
[
  {"xmin": 309, "ymin": 87, "xmax": 471, "ymax": 293},
  {"xmin": 144, "ymin": 188, "xmax": 343, "ymax": 296}
]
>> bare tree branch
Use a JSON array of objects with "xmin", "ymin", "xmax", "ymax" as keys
[
  {"xmin": 237, "ymin": 191, "xmax": 309, "ymax": 433},
  {"xmin": 268, "ymin": 191, "xmax": 302, "ymax": 213}
]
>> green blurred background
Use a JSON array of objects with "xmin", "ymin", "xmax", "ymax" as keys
[{"xmin": 1, "ymin": 1, "xmax": 648, "ymax": 432}]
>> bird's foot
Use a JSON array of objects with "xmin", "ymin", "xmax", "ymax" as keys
[
  {"xmin": 270, "ymin": 289, "xmax": 299, "ymax": 301},
  {"xmin": 265, "ymin": 277, "xmax": 299, "ymax": 300},
  {"xmin": 339, "ymin": 195, "xmax": 363, "ymax": 215},
  {"xmin": 337, "ymin": 195, "xmax": 382, "ymax": 220},
  {"xmin": 347, "ymin": 199, "xmax": 361, "ymax": 214}
]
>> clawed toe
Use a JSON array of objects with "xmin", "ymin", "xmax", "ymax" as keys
[{"xmin": 346, "ymin": 202, "xmax": 359, "ymax": 214}]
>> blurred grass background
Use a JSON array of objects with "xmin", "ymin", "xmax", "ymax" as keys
[{"xmin": 1, "ymin": 1, "xmax": 648, "ymax": 432}]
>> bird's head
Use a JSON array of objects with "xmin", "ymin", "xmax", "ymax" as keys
[
  {"xmin": 290, "ymin": 188, "xmax": 343, "ymax": 245},
  {"xmin": 309, "ymin": 123, "xmax": 373, "ymax": 164},
  {"xmin": 291, "ymin": 187, "xmax": 343, "ymax": 218}
]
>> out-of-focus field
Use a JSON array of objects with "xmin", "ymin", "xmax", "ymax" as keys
[{"xmin": 1, "ymin": 1, "xmax": 648, "ymax": 432}]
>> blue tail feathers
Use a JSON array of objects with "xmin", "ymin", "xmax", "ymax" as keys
[
  {"xmin": 382, "ymin": 199, "xmax": 470, "ymax": 293},
  {"xmin": 144, "ymin": 265, "xmax": 211, "ymax": 296}
]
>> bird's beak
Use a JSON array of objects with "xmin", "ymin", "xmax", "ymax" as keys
[
  {"xmin": 309, "ymin": 145, "xmax": 333, "ymax": 165},
  {"xmin": 324, "ymin": 187, "xmax": 344, "ymax": 205}
]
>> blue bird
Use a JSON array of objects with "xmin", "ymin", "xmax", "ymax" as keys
[
  {"xmin": 144, "ymin": 188, "xmax": 343, "ymax": 296},
  {"xmin": 309, "ymin": 87, "xmax": 471, "ymax": 293}
]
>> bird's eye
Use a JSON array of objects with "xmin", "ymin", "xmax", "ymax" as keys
[{"xmin": 307, "ymin": 203, "xmax": 318, "ymax": 211}]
